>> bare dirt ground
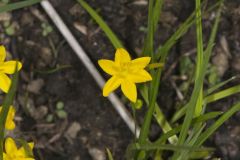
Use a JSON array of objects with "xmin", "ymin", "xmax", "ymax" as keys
[{"xmin": 0, "ymin": 0, "xmax": 240, "ymax": 159}]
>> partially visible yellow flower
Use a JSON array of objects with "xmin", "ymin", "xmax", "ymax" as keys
[
  {"xmin": 3, "ymin": 137, "xmax": 34, "ymax": 160},
  {"xmin": 98, "ymin": 48, "xmax": 152, "ymax": 102},
  {"xmin": 0, "ymin": 106, "xmax": 15, "ymax": 130},
  {"xmin": 0, "ymin": 45, "xmax": 22, "ymax": 93}
]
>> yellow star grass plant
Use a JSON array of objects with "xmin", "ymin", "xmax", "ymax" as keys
[
  {"xmin": 0, "ymin": 106, "xmax": 15, "ymax": 130},
  {"xmin": 98, "ymin": 48, "xmax": 152, "ymax": 102},
  {"xmin": 0, "ymin": 46, "xmax": 22, "ymax": 93},
  {"xmin": 3, "ymin": 138, "xmax": 34, "ymax": 160}
]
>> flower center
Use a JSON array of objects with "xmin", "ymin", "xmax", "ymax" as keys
[
  {"xmin": 7, "ymin": 154, "xmax": 18, "ymax": 160},
  {"xmin": 117, "ymin": 62, "xmax": 132, "ymax": 78}
]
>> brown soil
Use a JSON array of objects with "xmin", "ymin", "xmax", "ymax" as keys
[{"xmin": 0, "ymin": 0, "xmax": 240, "ymax": 159}]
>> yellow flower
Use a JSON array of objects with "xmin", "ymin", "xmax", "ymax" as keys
[
  {"xmin": 98, "ymin": 48, "xmax": 152, "ymax": 102},
  {"xmin": 0, "ymin": 106, "xmax": 16, "ymax": 130},
  {"xmin": 0, "ymin": 45, "xmax": 22, "ymax": 93},
  {"xmin": 3, "ymin": 138, "xmax": 34, "ymax": 160}
]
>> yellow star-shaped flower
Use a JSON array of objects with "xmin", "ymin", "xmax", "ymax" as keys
[
  {"xmin": 3, "ymin": 138, "xmax": 34, "ymax": 160},
  {"xmin": 0, "ymin": 46, "xmax": 22, "ymax": 93},
  {"xmin": 0, "ymin": 106, "xmax": 16, "ymax": 130},
  {"xmin": 98, "ymin": 48, "xmax": 152, "ymax": 102}
]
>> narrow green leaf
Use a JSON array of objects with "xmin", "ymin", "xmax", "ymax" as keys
[
  {"xmin": 195, "ymin": 89, "xmax": 203, "ymax": 117},
  {"xmin": 140, "ymin": 87, "xmax": 178, "ymax": 144},
  {"xmin": 171, "ymin": 105, "xmax": 187, "ymax": 123},
  {"xmin": 205, "ymin": 76, "xmax": 236, "ymax": 96},
  {"xmin": 76, "ymin": 0, "xmax": 123, "ymax": 49},
  {"xmin": 195, "ymin": 102, "xmax": 240, "ymax": 146},
  {"xmin": 138, "ymin": 69, "xmax": 162, "ymax": 144},
  {"xmin": 0, "ymin": 0, "xmax": 41, "ymax": 13},
  {"xmin": 142, "ymin": 0, "xmax": 154, "ymax": 57},
  {"xmin": 189, "ymin": 150, "xmax": 212, "ymax": 159},
  {"xmin": 138, "ymin": 0, "xmax": 165, "ymax": 146},
  {"xmin": 153, "ymin": 0, "xmax": 164, "ymax": 33},
  {"xmin": 194, "ymin": 0, "xmax": 205, "ymax": 116},
  {"xmin": 155, "ymin": 0, "xmax": 223, "ymax": 61},
  {"xmin": 156, "ymin": 111, "xmax": 222, "ymax": 144},
  {"xmin": 106, "ymin": 148, "xmax": 114, "ymax": 160},
  {"xmin": 176, "ymin": 0, "xmax": 205, "ymax": 151},
  {"xmin": 132, "ymin": 142, "xmax": 214, "ymax": 152},
  {"xmin": 156, "ymin": 13, "xmax": 195, "ymax": 60},
  {"xmin": 204, "ymin": 84, "xmax": 240, "ymax": 104},
  {"xmin": 170, "ymin": 0, "xmax": 224, "ymax": 124},
  {"xmin": 172, "ymin": 82, "xmax": 238, "ymax": 123},
  {"xmin": 178, "ymin": 124, "xmax": 206, "ymax": 160}
]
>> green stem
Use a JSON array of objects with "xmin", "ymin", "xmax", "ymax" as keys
[
  {"xmin": 142, "ymin": 0, "xmax": 154, "ymax": 57},
  {"xmin": 139, "ymin": 68, "xmax": 162, "ymax": 144},
  {"xmin": 140, "ymin": 87, "xmax": 178, "ymax": 144}
]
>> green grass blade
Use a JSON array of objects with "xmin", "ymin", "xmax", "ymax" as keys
[
  {"xmin": 205, "ymin": 76, "xmax": 236, "ymax": 96},
  {"xmin": 133, "ymin": 142, "xmax": 214, "ymax": 152},
  {"xmin": 193, "ymin": 111, "xmax": 223, "ymax": 123},
  {"xmin": 189, "ymin": 150, "xmax": 212, "ymax": 159},
  {"xmin": 194, "ymin": 102, "xmax": 240, "ymax": 146},
  {"xmin": 140, "ymin": 87, "xmax": 178, "ymax": 144},
  {"xmin": 76, "ymin": 0, "xmax": 123, "ymax": 49},
  {"xmin": 0, "ymin": 67, "xmax": 19, "ymax": 160},
  {"xmin": 204, "ymin": 84, "xmax": 240, "ymax": 104},
  {"xmin": 138, "ymin": 70, "xmax": 162, "ymax": 143},
  {"xmin": 178, "ymin": 124, "xmax": 206, "ymax": 160},
  {"xmin": 0, "ymin": 0, "xmax": 41, "ymax": 13},
  {"xmin": 153, "ymin": 0, "xmax": 164, "ymax": 33},
  {"xmin": 142, "ymin": 0, "xmax": 154, "ymax": 57},
  {"xmin": 175, "ymin": 0, "xmax": 205, "ymax": 151},
  {"xmin": 155, "ymin": 0, "xmax": 223, "ymax": 61},
  {"xmin": 156, "ymin": 111, "xmax": 222, "ymax": 144},
  {"xmin": 142, "ymin": 0, "xmax": 163, "ymax": 57},
  {"xmin": 194, "ymin": 0, "xmax": 204, "ymax": 117},
  {"xmin": 195, "ymin": 89, "xmax": 203, "ymax": 116},
  {"xmin": 106, "ymin": 148, "xmax": 114, "ymax": 160},
  {"xmin": 202, "ymin": 1, "xmax": 224, "ymax": 67},
  {"xmin": 156, "ymin": 13, "xmax": 195, "ymax": 60},
  {"xmin": 172, "ymin": 83, "xmax": 239, "ymax": 123},
  {"xmin": 170, "ymin": 0, "xmax": 224, "ymax": 124},
  {"xmin": 171, "ymin": 104, "xmax": 187, "ymax": 123},
  {"xmin": 138, "ymin": 0, "xmax": 165, "ymax": 146}
]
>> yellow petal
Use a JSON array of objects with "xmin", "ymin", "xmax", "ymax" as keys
[
  {"xmin": 5, "ymin": 138, "xmax": 18, "ymax": 154},
  {"xmin": 5, "ymin": 106, "xmax": 15, "ymax": 130},
  {"xmin": 115, "ymin": 48, "xmax": 131, "ymax": 63},
  {"xmin": 103, "ymin": 76, "xmax": 121, "ymax": 96},
  {"xmin": 128, "ymin": 69, "xmax": 152, "ymax": 83},
  {"xmin": 0, "ymin": 46, "xmax": 6, "ymax": 62},
  {"xmin": 28, "ymin": 142, "xmax": 34, "ymax": 150},
  {"xmin": 19, "ymin": 142, "xmax": 34, "ymax": 157},
  {"xmin": 0, "ymin": 61, "xmax": 22, "ymax": 74},
  {"xmin": 24, "ymin": 158, "xmax": 35, "ymax": 160},
  {"xmin": 6, "ymin": 121, "xmax": 15, "ymax": 130},
  {"xmin": 121, "ymin": 80, "xmax": 137, "ymax": 102},
  {"xmin": 3, "ymin": 153, "xmax": 6, "ymax": 159},
  {"xmin": 131, "ymin": 57, "xmax": 151, "ymax": 69},
  {"xmin": 0, "ymin": 73, "xmax": 11, "ymax": 93},
  {"xmin": 98, "ymin": 60, "xmax": 118, "ymax": 75}
]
